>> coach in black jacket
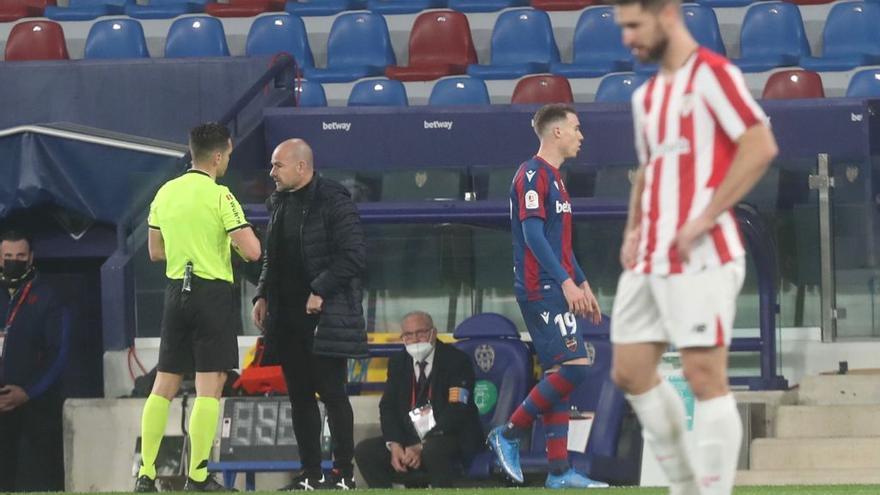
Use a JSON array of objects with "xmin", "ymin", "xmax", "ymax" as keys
[
  {"xmin": 253, "ymin": 138, "xmax": 367, "ymax": 490},
  {"xmin": 355, "ymin": 311, "xmax": 483, "ymax": 488}
]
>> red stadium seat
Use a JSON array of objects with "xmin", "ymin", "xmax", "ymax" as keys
[
  {"xmin": 5, "ymin": 21, "xmax": 69, "ymax": 61},
  {"xmin": 784, "ymin": 0, "xmax": 834, "ymax": 5},
  {"xmin": 511, "ymin": 74, "xmax": 573, "ymax": 104},
  {"xmin": 385, "ymin": 10, "xmax": 478, "ymax": 82},
  {"xmin": 204, "ymin": 0, "xmax": 285, "ymax": 17},
  {"xmin": 762, "ymin": 69, "xmax": 825, "ymax": 99},
  {"xmin": 531, "ymin": 0, "xmax": 593, "ymax": 11},
  {"xmin": 0, "ymin": 0, "xmax": 56, "ymax": 22}
]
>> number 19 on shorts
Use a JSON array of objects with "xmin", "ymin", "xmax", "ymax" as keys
[{"xmin": 554, "ymin": 312, "xmax": 577, "ymax": 337}]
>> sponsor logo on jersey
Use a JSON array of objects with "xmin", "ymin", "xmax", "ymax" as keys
[{"xmin": 556, "ymin": 201, "xmax": 572, "ymax": 214}]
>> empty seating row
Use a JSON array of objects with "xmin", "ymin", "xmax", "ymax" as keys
[
  {"xmin": 9, "ymin": 2, "xmax": 880, "ymax": 82},
  {"xmin": 3, "ymin": 0, "xmax": 852, "ymax": 22},
  {"xmin": 295, "ymin": 68, "xmax": 880, "ymax": 107}
]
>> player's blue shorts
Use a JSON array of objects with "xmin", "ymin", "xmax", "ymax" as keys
[{"xmin": 518, "ymin": 290, "xmax": 587, "ymax": 369}]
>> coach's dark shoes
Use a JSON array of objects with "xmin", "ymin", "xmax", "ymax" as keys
[
  {"xmin": 320, "ymin": 468, "xmax": 356, "ymax": 490},
  {"xmin": 281, "ymin": 471, "xmax": 324, "ymax": 491},
  {"xmin": 184, "ymin": 474, "xmax": 236, "ymax": 492},
  {"xmin": 134, "ymin": 475, "xmax": 158, "ymax": 493}
]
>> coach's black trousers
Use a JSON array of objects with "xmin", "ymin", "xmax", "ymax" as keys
[{"xmin": 268, "ymin": 314, "xmax": 355, "ymax": 477}]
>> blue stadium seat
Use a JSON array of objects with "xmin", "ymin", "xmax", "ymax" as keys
[
  {"xmin": 126, "ymin": 0, "xmax": 211, "ymax": 19},
  {"xmin": 452, "ymin": 313, "xmax": 532, "ymax": 479},
  {"xmin": 347, "ymin": 78, "xmax": 408, "ymax": 106},
  {"xmin": 294, "ymin": 80, "xmax": 327, "ymax": 106},
  {"xmin": 428, "ymin": 77, "xmax": 490, "ymax": 105},
  {"xmin": 302, "ymin": 12, "xmax": 396, "ymax": 82},
  {"xmin": 594, "ymin": 73, "xmax": 647, "ymax": 103},
  {"xmin": 448, "ymin": 0, "xmax": 528, "ymax": 13},
  {"xmin": 846, "ymin": 68, "xmax": 880, "ymax": 97},
  {"xmin": 285, "ymin": 0, "xmax": 365, "ymax": 16},
  {"xmin": 695, "ymin": 0, "xmax": 753, "ymax": 7},
  {"xmin": 245, "ymin": 14, "xmax": 314, "ymax": 68},
  {"xmin": 368, "ymin": 0, "xmax": 446, "ymax": 14},
  {"xmin": 467, "ymin": 8, "xmax": 560, "ymax": 80},
  {"xmin": 799, "ymin": 2, "xmax": 880, "ymax": 71},
  {"xmin": 683, "ymin": 3, "xmax": 725, "ymax": 55},
  {"xmin": 164, "ymin": 16, "xmax": 229, "ymax": 58},
  {"xmin": 733, "ymin": 2, "xmax": 810, "ymax": 73},
  {"xmin": 84, "ymin": 19, "xmax": 149, "ymax": 59},
  {"xmin": 45, "ymin": 0, "xmax": 132, "ymax": 20},
  {"xmin": 550, "ymin": 7, "xmax": 632, "ymax": 78}
]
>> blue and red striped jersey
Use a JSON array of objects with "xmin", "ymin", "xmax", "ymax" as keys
[{"xmin": 510, "ymin": 156, "xmax": 576, "ymax": 302}]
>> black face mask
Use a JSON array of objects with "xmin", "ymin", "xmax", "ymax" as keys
[{"xmin": 2, "ymin": 260, "xmax": 30, "ymax": 283}]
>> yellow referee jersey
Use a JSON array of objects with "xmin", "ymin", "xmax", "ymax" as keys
[{"xmin": 147, "ymin": 169, "xmax": 248, "ymax": 283}]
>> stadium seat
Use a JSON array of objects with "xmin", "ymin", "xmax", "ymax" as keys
[
  {"xmin": 733, "ymin": 2, "xmax": 810, "ymax": 73},
  {"xmin": 786, "ymin": 0, "xmax": 833, "ymax": 5},
  {"xmin": 347, "ymin": 78, "xmax": 408, "ymax": 106},
  {"xmin": 385, "ymin": 10, "xmax": 477, "ymax": 82},
  {"xmin": 84, "ymin": 19, "xmax": 150, "ymax": 59},
  {"xmin": 683, "ymin": 3, "xmax": 725, "ymax": 55},
  {"xmin": 368, "ymin": 0, "xmax": 446, "ymax": 14},
  {"xmin": 846, "ymin": 68, "xmax": 880, "ymax": 97},
  {"xmin": 293, "ymin": 80, "xmax": 328, "ymax": 106},
  {"xmin": 0, "ymin": 0, "xmax": 55, "ymax": 22},
  {"xmin": 594, "ymin": 73, "xmax": 647, "ymax": 103},
  {"xmin": 285, "ymin": 0, "xmax": 365, "ymax": 17},
  {"xmin": 45, "ymin": 0, "xmax": 132, "ymax": 20},
  {"xmin": 761, "ymin": 69, "xmax": 824, "ymax": 99},
  {"xmin": 428, "ymin": 77, "xmax": 491, "ymax": 105},
  {"xmin": 510, "ymin": 74, "xmax": 573, "ymax": 104},
  {"xmin": 695, "ymin": 0, "xmax": 753, "ymax": 7},
  {"xmin": 799, "ymin": 2, "xmax": 880, "ymax": 72},
  {"xmin": 126, "ymin": 0, "xmax": 211, "ymax": 19},
  {"xmin": 164, "ymin": 16, "xmax": 230, "ymax": 58},
  {"xmin": 205, "ymin": 0, "xmax": 284, "ymax": 17},
  {"xmin": 245, "ymin": 14, "xmax": 314, "ymax": 68},
  {"xmin": 467, "ymin": 8, "xmax": 560, "ymax": 80},
  {"xmin": 5, "ymin": 21, "xmax": 69, "ymax": 61},
  {"xmin": 448, "ymin": 0, "xmax": 528, "ymax": 13},
  {"xmin": 550, "ymin": 7, "xmax": 633, "ymax": 78},
  {"xmin": 453, "ymin": 313, "xmax": 532, "ymax": 478},
  {"xmin": 302, "ymin": 12, "xmax": 396, "ymax": 82},
  {"xmin": 531, "ymin": 0, "xmax": 593, "ymax": 11}
]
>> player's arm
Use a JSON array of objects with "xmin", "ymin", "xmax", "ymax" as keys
[
  {"xmin": 676, "ymin": 63, "xmax": 778, "ymax": 261},
  {"xmin": 148, "ymin": 228, "xmax": 166, "ymax": 262},
  {"xmin": 620, "ymin": 165, "xmax": 646, "ymax": 270},
  {"xmin": 695, "ymin": 125, "xmax": 777, "ymax": 225},
  {"xmin": 229, "ymin": 226, "xmax": 261, "ymax": 262},
  {"xmin": 522, "ymin": 219, "xmax": 589, "ymax": 317}
]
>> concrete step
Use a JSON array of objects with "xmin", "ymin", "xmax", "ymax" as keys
[
  {"xmin": 737, "ymin": 468, "xmax": 880, "ymax": 486},
  {"xmin": 751, "ymin": 437, "xmax": 880, "ymax": 470},
  {"xmin": 798, "ymin": 374, "xmax": 880, "ymax": 405},
  {"xmin": 776, "ymin": 405, "xmax": 880, "ymax": 438}
]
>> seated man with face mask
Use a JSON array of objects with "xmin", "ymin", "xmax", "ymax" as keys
[{"xmin": 354, "ymin": 311, "xmax": 483, "ymax": 488}]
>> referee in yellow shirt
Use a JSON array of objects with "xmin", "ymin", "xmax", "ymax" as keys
[{"xmin": 134, "ymin": 123, "xmax": 261, "ymax": 493}]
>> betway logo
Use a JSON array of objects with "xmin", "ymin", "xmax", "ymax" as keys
[
  {"xmin": 556, "ymin": 201, "xmax": 571, "ymax": 214},
  {"xmin": 322, "ymin": 121, "xmax": 351, "ymax": 131},
  {"xmin": 424, "ymin": 120, "xmax": 453, "ymax": 130}
]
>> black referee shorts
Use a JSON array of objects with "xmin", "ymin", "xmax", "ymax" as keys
[{"xmin": 157, "ymin": 276, "xmax": 239, "ymax": 374}]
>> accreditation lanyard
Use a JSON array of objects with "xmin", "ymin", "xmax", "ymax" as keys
[
  {"xmin": 410, "ymin": 373, "xmax": 433, "ymax": 409},
  {"xmin": 5, "ymin": 280, "xmax": 33, "ymax": 332}
]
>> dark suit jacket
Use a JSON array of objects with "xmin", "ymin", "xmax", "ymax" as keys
[{"xmin": 379, "ymin": 341, "xmax": 484, "ymax": 458}]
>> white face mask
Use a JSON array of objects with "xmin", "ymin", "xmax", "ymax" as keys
[{"xmin": 405, "ymin": 341, "xmax": 433, "ymax": 362}]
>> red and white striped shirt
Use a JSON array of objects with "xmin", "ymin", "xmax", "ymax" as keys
[{"xmin": 630, "ymin": 47, "xmax": 767, "ymax": 275}]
